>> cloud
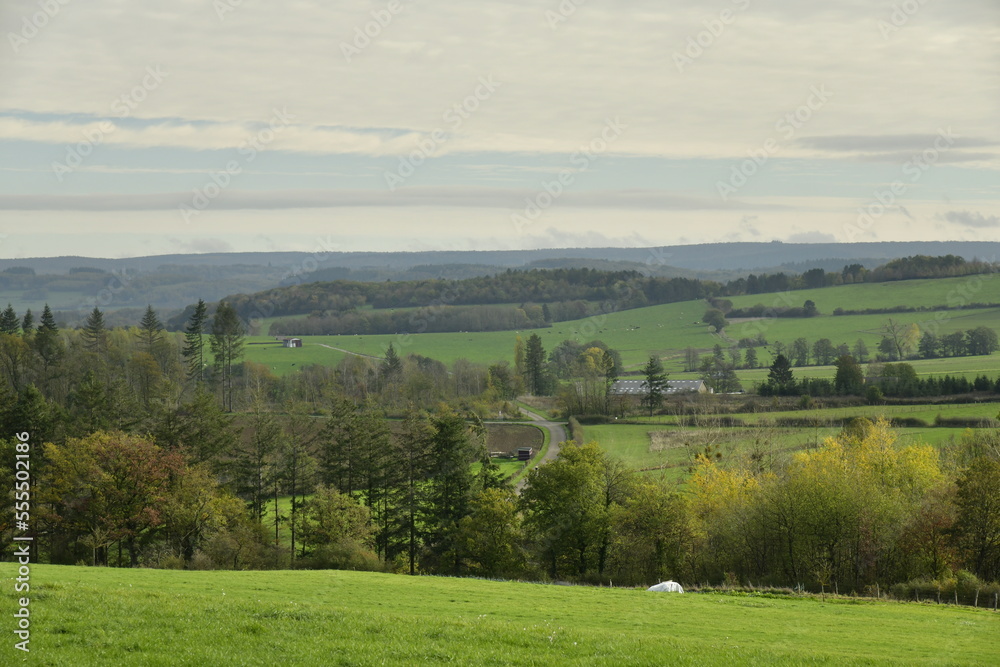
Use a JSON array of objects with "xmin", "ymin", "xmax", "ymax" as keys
[
  {"xmin": 853, "ymin": 151, "xmax": 998, "ymax": 164},
  {"xmin": 796, "ymin": 134, "xmax": 997, "ymax": 152},
  {"xmin": 0, "ymin": 188, "xmax": 786, "ymax": 212},
  {"xmin": 940, "ymin": 210, "xmax": 1000, "ymax": 229},
  {"xmin": 1, "ymin": 2, "xmax": 997, "ymax": 161}
]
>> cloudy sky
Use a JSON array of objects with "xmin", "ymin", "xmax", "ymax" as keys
[{"xmin": 0, "ymin": 0, "xmax": 997, "ymax": 259}]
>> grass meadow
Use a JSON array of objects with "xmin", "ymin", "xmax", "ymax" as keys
[
  {"xmin": 242, "ymin": 274, "xmax": 1000, "ymax": 376},
  {"xmin": 3, "ymin": 564, "xmax": 998, "ymax": 665},
  {"xmin": 583, "ymin": 421, "xmax": 972, "ymax": 484}
]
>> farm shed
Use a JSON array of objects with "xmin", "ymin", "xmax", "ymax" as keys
[
  {"xmin": 283, "ymin": 338, "xmax": 302, "ymax": 348},
  {"xmin": 516, "ymin": 447, "xmax": 533, "ymax": 461}
]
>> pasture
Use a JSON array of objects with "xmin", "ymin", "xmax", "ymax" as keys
[
  {"xmin": 4, "ymin": 564, "xmax": 997, "ymax": 665},
  {"xmin": 583, "ymin": 421, "xmax": 972, "ymax": 483},
  {"xmin": 241, "ymin": 273, "xmax": 1000, "ymax": 376}
]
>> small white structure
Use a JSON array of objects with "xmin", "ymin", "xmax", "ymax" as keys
[{"xmin": 647, "ymin": 580, "xmax": 684, "ymax": 593}]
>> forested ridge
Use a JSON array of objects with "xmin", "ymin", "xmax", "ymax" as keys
[{"xmin": 185, "ymin": 255, "xmax": 999, "ymax": 337}]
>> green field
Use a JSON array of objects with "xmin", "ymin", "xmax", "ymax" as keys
[
  {"xmin": 622, "ymin": 402, "xmax": 1000, "ymax": 427},
  {"xmin": 4, "ymin": 564, "xmax": 998, "ymax": 665},
  {"xmin": 241, "ymin": 274, "xmax": 1000, "ymax": 376},
  {"xmin": 726, "ymin": 275, "xmax": 1000, "ymax": 315},
  {"xmin": 584, "ymin": 421, "xmax": 970, "ymax": 484}
]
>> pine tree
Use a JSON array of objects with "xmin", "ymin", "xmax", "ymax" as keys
[
  {"xmin": 640, "ymin": 355, "xmax": 667, "ymax": 417},
  {"xmin": 20, "ymin": 309, "xmax": 33, "ymax": 339},
  {"xmin": 380, "ymin": 343, "xmax": 403, "ymax": 386},
  {"xmin": 82, "ymin": 307, "xmax": 108, "ymax": 355},
  {"xmin": 33, "ymin": 304, "xmax": 64, "ymax": 381},
  {"xmin": 182, "ymin": 299, "xmax": 209, "ymax": 382},
  {"xmin": 137, "ymin": 305, "xmax": 164, "ymax": 352},
  {"xmin": 424, "ymin": 409, "xmax": 479, "ymax": 573},
  {"xmin": 524, "ymin": 333, "xmax": 547, "ymax": 395},
  {"xmin": 0, "ymin": 304, "xmax": 19, "ymax": 335},
  {"xmin": 387, "ymin": 409, "xmax": 434, "ymax": 574},
  {"xmin": 766, "ymin": 353, "xmax": 795, "ymax": 395},
  {"xmin": 210, "ymin": 302, "xmax": 245, "ymax": 411}
]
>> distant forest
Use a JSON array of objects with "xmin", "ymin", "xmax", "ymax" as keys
[{"xmin": 211, "ymin": 255, "xmax": 1000, "ymax": 337}]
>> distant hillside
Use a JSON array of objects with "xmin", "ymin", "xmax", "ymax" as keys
[
  {"xmin": 7, "ymin": 242, "xmax": 1000, "ymax": 322},
  {"xmin": 6, "ymin": 241, "xmax": 1000, "ymax": 275}
]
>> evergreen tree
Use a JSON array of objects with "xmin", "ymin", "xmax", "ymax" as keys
[
  {"xmin": 424, "ymin": 409, "xmax": 479, "ymax": 573},
  {"xmin": 380, "ymin": 343, "xmax": 403, "ymax": 387},
  {"xmin": 210, "ymin": 302, "xmax": 245, "ymax": 411},
  {"xmin": 0, "ymin": 304, "xmax": 19, "ymax": 335},
  {"xmin": 20, "ymin": 309, "xmax": 33, "ymax": 339},
  {"xmin": 640, "ymin": 355, "xmax": 667, "ymax": 417},
  {"xmin": 524, "ymin": 333, "xmax": 547, "ymax": 395},
  {"xmin": 388, "ymin": 409, "xmax": 434, "ymax": 575},
  {"xmin": 137, "ymin": 305, "xmax": 164, "ymax": 352},
  {"xmin": 765, "ymin": 353, "xmax": 795, "ymax": 395},
  {"xmin": 33, "ymin": 304, "xmax": 64, "ymax": 382},
  {"xmin": 182, "ymin": 299, "xmax": 209, "ymax": 382},
  {"xmin": 82, "ymin": 307, "xmax": 108, "ymax": 356}
]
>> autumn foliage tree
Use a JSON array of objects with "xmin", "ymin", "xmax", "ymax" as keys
[{"xmin": 40, "ymin": 431, "xmax": 186, "ymax": 567}]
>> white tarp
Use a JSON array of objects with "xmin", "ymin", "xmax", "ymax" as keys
[{"xmin": 647, "ymin": 581, "xmax": 684, "ymax": 593}]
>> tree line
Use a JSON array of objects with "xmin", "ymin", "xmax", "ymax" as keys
[{"xmin": 15, "ymin": 415, "xmax": 999, "ymax": 600}]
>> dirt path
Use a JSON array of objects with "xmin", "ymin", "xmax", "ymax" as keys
[
  {"xmin": 313, "ymin": 343, "xmax": 384, "ymax": 360},
  {"xmin": 514, "ymin": 407, "xmax": 567, "ymax": 492}
]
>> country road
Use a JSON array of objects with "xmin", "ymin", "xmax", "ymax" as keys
[{"xmin": 514, "ymin": 407, "xmax": 567, "ymax": 492}]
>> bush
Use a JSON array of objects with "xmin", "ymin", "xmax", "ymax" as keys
[{"xmin": 297, "ymin": 538, "xmax": 384, "ymax": 572}]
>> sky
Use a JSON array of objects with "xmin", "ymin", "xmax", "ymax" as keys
[{"xmin": 0, "ymin": 0, "xmax": 997, "ymax": 259}]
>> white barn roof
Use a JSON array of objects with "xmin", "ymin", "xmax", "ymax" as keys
[{"xmin": 610, "ymin": 379, "xmax": 706, "ymax": 395}]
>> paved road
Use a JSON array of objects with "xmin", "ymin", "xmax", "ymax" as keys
[{"xmin": 514, "ymin": 407, "xmax": 567, "ymax": 492}]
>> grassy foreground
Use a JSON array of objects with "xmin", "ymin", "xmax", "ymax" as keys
[{"xmin": 2, "ymin": 565, "xmax": 998, "ymax": 665}]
